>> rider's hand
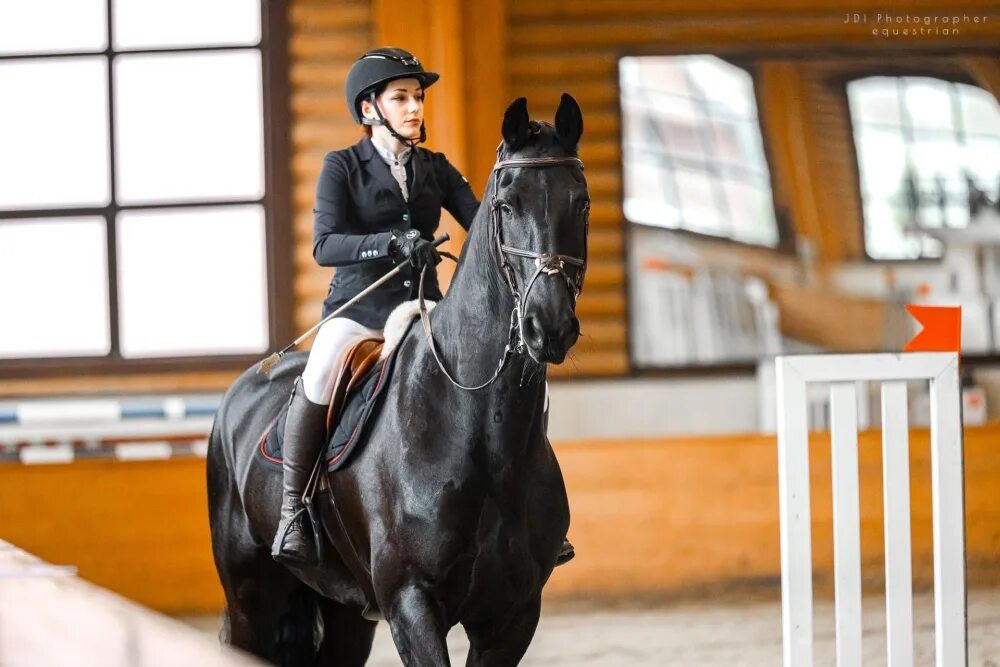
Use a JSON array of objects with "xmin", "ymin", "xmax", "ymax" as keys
[{"xmin": 390, "ymin": 229, "xmax": 441, "ymax": 270}]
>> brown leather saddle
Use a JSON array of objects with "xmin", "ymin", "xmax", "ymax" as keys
[{"xmin": 324, "ymin": 338, "xmax": 385, "ymax": 433}]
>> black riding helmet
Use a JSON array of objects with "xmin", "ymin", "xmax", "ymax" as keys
[{"xmin": 345, "ymin": 47, "xmax": 439, "ymax": 146}]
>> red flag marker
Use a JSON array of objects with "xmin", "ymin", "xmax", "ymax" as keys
[{"xmin": 903, "ymin": 305, "xmax": 962, "ymax": 352}]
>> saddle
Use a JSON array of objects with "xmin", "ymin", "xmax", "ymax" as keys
[
  {"xmin": 326, "ymin": 338, "xmax": 384, "ymax": 437},
  {"xmin": 257, "ymin": 336, "xmax": 396, "ymax": 473}
]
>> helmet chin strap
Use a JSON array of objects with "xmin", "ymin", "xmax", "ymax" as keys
[{"xmin": 361, "ymin": 91, "xmax": 426, "ymax": 149}]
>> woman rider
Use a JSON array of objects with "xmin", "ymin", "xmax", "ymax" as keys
[{"xmin": 273, "ymin": 47, "xmax": 573, "ymax": 569}]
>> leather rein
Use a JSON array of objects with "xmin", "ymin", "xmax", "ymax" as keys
[{"xmin": 417, "ymin": 151, "xmax": 587, "ymax": 391}]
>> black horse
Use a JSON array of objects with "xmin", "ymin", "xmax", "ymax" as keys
[{"xmin": 207, "ymin": 93, "xmax": 589, "ymax": 666}]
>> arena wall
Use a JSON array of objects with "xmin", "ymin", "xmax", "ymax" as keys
[{"xmin": 3, "ymin": 423, "xmax": 999, "ymax": 614}]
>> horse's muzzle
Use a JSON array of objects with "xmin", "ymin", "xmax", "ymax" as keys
[{"xmin": 522, "ymin": 313, "xmax": 580, "ymax": 364}]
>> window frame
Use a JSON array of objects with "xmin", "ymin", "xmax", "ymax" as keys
[
  {"xmin": 618, "ymin": 51, "xmax": 794, "ymax": 375},
  {"xmin": 0, "ymin": 1, "xmax": 293, "ymax": 380},
  {"xmin": 835, "ymin": 65, "xmax": 988, "ymax": 263},
  {"xmin": 616, "ymin": 53, "xmax": 794, "ymax": 255}
]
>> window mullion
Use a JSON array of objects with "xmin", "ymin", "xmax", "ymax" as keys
[{"xmin": 105, "ymin": 0, "xmax": 121, "ymax": 359}]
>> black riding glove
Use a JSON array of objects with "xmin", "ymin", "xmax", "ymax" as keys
[{"xmin": 390, "ymin": 229, "xmax": 441, "ymax": 270}]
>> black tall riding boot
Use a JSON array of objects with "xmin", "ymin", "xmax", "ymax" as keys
[{"xmin": 271, "ymin": 377, "xmax": 329, "ymax": 566}]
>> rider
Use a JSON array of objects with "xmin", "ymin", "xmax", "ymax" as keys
[
  {"xmin": 272, "ymin": 47, "xmax": 574, "ymax": 568},
  {"xmin": 272, "ymin": 47, "xmax": 476, "ymax": 565}
]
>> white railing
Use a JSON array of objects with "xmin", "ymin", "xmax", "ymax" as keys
[
  {"xmin": 632, "ymin": 265, "xmax": 781, "ymax": 366},
  {"xmin": 776, "ymin": 352, "xmax": 967, "ymax": 667}
]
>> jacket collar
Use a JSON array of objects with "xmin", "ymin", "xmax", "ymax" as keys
[
  {"xmin": 356, "ymin": 135, "xmax": 427, "ymax": 203},
  {"xmin": 357, "ymin": 135, "xmax": 377, "ymax": 162}
]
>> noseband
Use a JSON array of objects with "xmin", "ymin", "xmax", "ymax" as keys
[{"xmin": 418, "ymin": 150, "xmax": 588, "ymax": 391}]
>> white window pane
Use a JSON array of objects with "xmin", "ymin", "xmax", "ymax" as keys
[
  {"xmin": 662, "ymin": 112, "xmax": 702, "ymax": 159},
  {"xmin": 0, "ymin": 58, "xmax": 110, "ymax": 209},
  {"xmin": 685, "ymin": 55, "xmax": 755, "ymax": 118},
  {"xmin": 117, "ymin": 205, "xmax": 268, "ymax": 357},
  {"xmin": 0, "ymin": 218, "xmax": 110, "ymax": 358},
  {"xmin": 114, "ymin": 51, "xmax": 264, "ymax": 204},
  {"xmin": 0, "ymin": 0, "xmax": 106, "ymax": 55},
  {"xmin": 620, "ymin": 55, "xmax": 778, "ymax": 246},
  {"xmin": 113, "ymin": 0, "xmax": 260, "ymax": 49},
  {"xmin": 910, "ymin": 138, "xmax": 964, "ymax": 190},
  {"xmin": 854, "ymin": 127, "xmax": 907, "ymax": 198},
  {"xmin": 964, "ymin": 137, "xmax": 1000, "ymax": 189},
  {"xmin": 904, "ymin": 78, "xmax": 954, "ymax": 132},
  {"xmin": 676, "ymin": 169, "xmax": 722, "ymax": 234},
  {"xmin": 959, "ymin": 84, "xmax": 1000, "ymax": 137},
  {"xmin": 622, "ymin": 160, "xmax": 682, "ymax": 228},
  {"xmin": 622, "ymin": 56, "xmax": 692, "ymax": 96},
  {"xmin": 848, "ymin": 77, "xmax": 902, "ymax": 127},
  {"xmin": 713, "ymin": 120, "xmax": 766, "ymax": 173}
]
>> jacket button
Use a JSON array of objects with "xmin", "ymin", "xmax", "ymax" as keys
[
  {"xmin": 402, "ymin": 213, "xmax": 410, "ymax": 222},
  {"xmin": 404, "ymin": 280, "xmax": 411, "ymax": 287}
]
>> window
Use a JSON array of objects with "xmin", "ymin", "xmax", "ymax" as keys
[
  {"xmin": 620, "ymin": 55, "xmax": 779, "ymax": 247},
  {"xmin": 848, "ymin": 76, "xmax": 1000, "ymax": 260},
  {"xmin": 0, "ymin": 1, "xmax": 282, "ymax": 368}
]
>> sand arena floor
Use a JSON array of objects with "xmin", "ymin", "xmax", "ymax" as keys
[{"xmin": 183, "ymin": 587, "xmax": 1000, "ymax": 665}]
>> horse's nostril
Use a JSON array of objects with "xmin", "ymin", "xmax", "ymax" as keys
[{"xmin": 522, "ymin": 315, "xmax": 543, "ymax": 346}]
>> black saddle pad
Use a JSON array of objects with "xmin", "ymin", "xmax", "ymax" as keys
[{"xmin": 256, "ymin": 330, "xmax": 403, "ymax": 473}]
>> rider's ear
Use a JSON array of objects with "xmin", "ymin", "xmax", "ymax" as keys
[
  {"xmin": 554, "ymin": 93, "xmax": 583, "ymax": 153},
  {"xmin": 502, "ymin": 97, "xmax": 530, "ymax": 152}
]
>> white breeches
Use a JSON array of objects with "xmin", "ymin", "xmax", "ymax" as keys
[{"xmin": 301, "ymin": 317, "xmax": 383, "ymax": 404}]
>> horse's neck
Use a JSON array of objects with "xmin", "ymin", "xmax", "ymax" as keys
[{"xmin": 425, "ymin": 208, "xmax": 548, "ymax": 433}]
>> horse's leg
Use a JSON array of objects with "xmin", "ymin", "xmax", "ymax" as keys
[
  {"xmin": 384, "ymin": 584, "xmax": 452, "ymax": 666},
  {"xmin": 216, "ymin": 551, "xmax": 321, "ymax": 665},
  {"xmin": 208, "ymin": 438, "xmax": 319, "ymax": 664},
  {"xmin": 462, "ymin": 596, "xmax": 542, "ymax": 667},
  {"xmin": 314, "ymin": 597, "xmax": 377, "ymax": 666}
]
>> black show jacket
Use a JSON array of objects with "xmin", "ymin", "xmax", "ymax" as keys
[{"xmin": 313, "ymin": 136, "xmax": 479, "ymax": 328}]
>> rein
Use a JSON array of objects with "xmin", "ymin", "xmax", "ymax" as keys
[{"xmin": 417, "ymin": 150, "xmax": 587, "ymax": 391}]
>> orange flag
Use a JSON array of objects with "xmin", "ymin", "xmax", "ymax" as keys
[{"xmin": 903, "ymin": 305, "xmax": 962, "ymax": 352}]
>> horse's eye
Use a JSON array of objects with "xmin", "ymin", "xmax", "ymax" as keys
[{"xmin": 500, "ymin": 203, "xmax": 513, "ymax": 216}]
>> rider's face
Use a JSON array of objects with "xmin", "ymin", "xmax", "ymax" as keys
[{"xmin": 362, "ymin": 78, "xmax": 424, "ymax": 141}]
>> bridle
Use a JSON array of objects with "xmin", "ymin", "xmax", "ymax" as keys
[{"xmin": 418, "ymin": 146, "xmax": 588, "ymax": 391}]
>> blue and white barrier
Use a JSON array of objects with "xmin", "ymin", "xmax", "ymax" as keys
[{"xmin": 0, "ymin": 395, "xmax": 221, "ymax": 464}]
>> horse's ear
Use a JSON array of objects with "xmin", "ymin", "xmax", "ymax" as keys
[
  {"xmin": 502, "ymin": 97, "xmax": 530, "ymax": 151},
  {"xmin": 554, "ymin": 93, "xmax": 583, "ymax": 153}
]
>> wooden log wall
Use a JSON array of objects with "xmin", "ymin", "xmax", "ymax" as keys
[
  {"xmin": 3, "ymin": 424, "xmax": 999, "ymax": 613},
  {"xmin": 289, "ymin": 1, "xmax": 374, "ymax": 340},
  {"xmin": 2, "ymin": 0, "xmax": 996, "ymax": 397},
  {"xmin": 508, "ymin": 0, "xmax": 999, "ymax": 375}
]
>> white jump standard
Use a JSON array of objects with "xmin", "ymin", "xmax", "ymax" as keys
[{"xmin": 775, "ymin": 352, "xmax": 967, "ymax": 667}]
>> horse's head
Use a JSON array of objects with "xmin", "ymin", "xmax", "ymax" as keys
[{"xmin": 492, "ymin": 94, "xmax": 589, "ymax": 364}]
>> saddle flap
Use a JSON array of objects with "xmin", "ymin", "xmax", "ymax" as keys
[{"xmin": 326, "ymin": 338, "xmax": 385, "ymax": 432}]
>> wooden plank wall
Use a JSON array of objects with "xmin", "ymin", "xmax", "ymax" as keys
[
  {"xmin": 3, "ymin": 0, "xmax": 996, "ymax": 397},
  {"xmin": 288, "ymin": 1, "xmax": 373, "ymax": 342},
  {"xmin": 508, "ymin": 0, "xmax": 999, "ymax": 375},
  {"xmin": 3, "ymin": 424, "xmax": 999, "ymax": 613}
]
